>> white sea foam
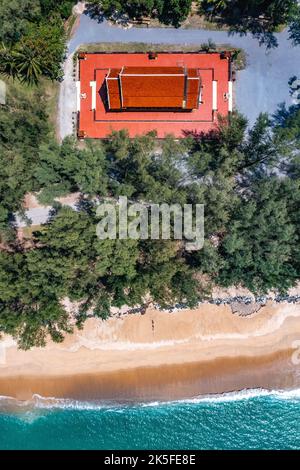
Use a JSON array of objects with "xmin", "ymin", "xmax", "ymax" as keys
[
  {"xmin": 141, "ymin": 388, "xmax": 300, "ymax": 407},
  {"xmin": 0, "ymin": 394, "xmax": 126, "ymax": 411},
  {"xmin": 1, "ymin": 388, "xmax": 300, "ymax": 411}
]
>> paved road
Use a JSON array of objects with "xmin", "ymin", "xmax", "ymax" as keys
[{"xmin": 67, "ymin": 15, "xmax": 300, "ymax": 126}]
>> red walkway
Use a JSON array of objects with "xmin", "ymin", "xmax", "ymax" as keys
[{"xmin": 78, "ymin": 52, "xmax": 231, "ymax": 138}]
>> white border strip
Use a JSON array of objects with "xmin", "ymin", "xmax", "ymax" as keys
[
  {"xmin": 76, "ymin": 81, "xmax": 81, "ymax": 112},
  {"xmin": 90, "ymin": 81, "xmax": 96, "ymax": 110},
  {"xmin": 228, "ymin": 81, "xmax": 233, "ymax": 112},
  {"xmin": 212, "ymin": 81, "xmax": 218, "ymax": 111}
]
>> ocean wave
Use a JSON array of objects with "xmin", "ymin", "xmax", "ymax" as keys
[
  {"xmin": 142, "ymin": 388, "xmax": 300, "ymax": 406},
  {"xmin": 0, "ymin": 387, "xmax": 300, "ymax": 412},
  {"xmin": 0, "ymin": 394, "xmax": 130, "ymax": 412}
]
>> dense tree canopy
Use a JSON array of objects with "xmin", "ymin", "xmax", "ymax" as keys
[
  {"xmin": 0, "ymin": 16, "xmax": 66, "ymax": 84},
  {"xmin": 87, "ymin": 0, "xmax": 300, "ymax": 41},
  {"xmin": 0, "ymin": 81, "xmax": 49, "ymax": 231},
  {"xmin": 0, "ymin": 1, "xmax": 299, "ymax": 349},
  {"xmin": 40, "ymin": 0, "xmax": 76, "ymax": 19},
  {"xmin": 36, "ymin": 138, "xmax": 108, "ymax": 203},
  {"xmin": 87, "ymin": 0, "xmax": 192, "ymax": 27},
  {"xmin": 200, "ymin": 0, "xmax": 296, "ymax": 23},
  {"xmin": 1, "ymin": 71, "xmax": 299, "ymax": 348},
  {"xmin": 0, "ymin": 0, "xmax": 75, "ymax": 45},
  {"xmin": 200, "ymin": 0, "xmax": 300, "ymax": 47},
  {"xmin": 0, "ymin": 250, "xmax": 73, "ymax": 350},
  {"xmin": 217, "ymin": 178, "xmax": 298, "ymax": 293},
  {"xmin": 0, "ymin": 0, "xmax": 41, "ymax": 44},
  {"xmin": 0, "ymin": 0, "xmax": 74, "ymax": 84}
]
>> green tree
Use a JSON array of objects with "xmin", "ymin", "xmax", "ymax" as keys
[
  {"xmin": 200, "ymin": 0, "xmax": 299, "ymax": 47},
  {"xmin": 89, "ymin": 0, "xmax": 191, "ymax": 26},
  {"xmin": 158, "ymin": 0, "xmax": 192, "ymax": 27},
  {"xmin": 186, "ymin": 114, "xmax": 247, "ymax": 236},
  {"xmin": 0, "ymin": 81, "xmax": 49, "ymax": 229},
  {"xmin": 238, "ymin": 112, "xmax": 281, "ymax": 184},
  {"xmin": 288, "ymin": 4, "xmax": 300, "ymax": 45},
  {"xmin": 0, "ymin": 14, "xmax": 66, "ymax": 84},
  {"xmin": 273, "ymin": 105, "xmax": 300, "ymax": 179},
  {"xmin": 217, "ymin": 179, "xmax": 298, "ymax": 293},
  {"xmin": 126, "ymin": 0, "xmax": 156, "ymax": 18},
  {"xmin": 0, "ymin": 0, "xmax": 41, "ymax": 44},
  {"xmin": 0, "ymin": 251, "xmax": 73, "ymax": 349},
  {"xmin": 106, "ymin": 130, "xmax": 188, "ymax": 203},
  {"xmin": 40, "ymin": 0, "xmax": 76, "ymax": 19},
  {"xmin": 0, "ymin": 43, "xmax": 19, "ymax": 80},
  {"xmin": 13, "ymin": 45, "xmax": 43, "ymax": 85},
  {"xmin": 36, "ymin": 138, "xmax": 108, "ymax": 203},
  {"xmin": 19, "ymin": 16, "xmax": 66, "ymax": 82}
]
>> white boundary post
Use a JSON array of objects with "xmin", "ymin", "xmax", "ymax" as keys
[
  {"xmin": 212, "ymin": 81, "xmax": 218, "ymax": 111},
  {"xmin": 76, "ymin": 81, "xmax": 81, "ymax": 112},
  {"xmin": 228, "ymin": 81, "xmax": 233, "ymax": 112},
  {"xmin": 90, "ymin": 81, "xmax": 97, "ymax": 110}
]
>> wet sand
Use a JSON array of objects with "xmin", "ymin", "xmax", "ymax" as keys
[
  {"xmin": 0, "ymin": 303, "xmax": 300, "ymax": 400},
  {"xmin": 0, "ymin": 350, "xmax": 299, "ymax": 402}
]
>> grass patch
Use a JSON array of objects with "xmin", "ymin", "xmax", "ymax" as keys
[
  {"xmin": 77, "ymin": 42, "xmax": 246, "ymax": 71},
  {"xmin": 4, "ymin": 75, "xmax": 37, "ymax": 99},
  {"xmin": 65, "ymin": 14, "xmax": 78, "ymax": 39},
  {"xmin": 41, "ymin": 78, "xmax": 60, "ymax": 136},
  {"xmin": 22, "ymin": 225, "xmax": 43, "ymax": 239},
  {"xmin": 4, "ymin": 76, "xmax": 59, "ymax": 134},
  {"xmin": 136, "ymin": 16, "xmax": 223, "ymax": 30},
  {"xmin": 274, "ymin": 23, "xmax": 286, "ymax": 33},
  {"xmin": 233, "ymin": 49, "xmax": 247, "ymax": 71},
  {"xmin": 78, "ymin": 41, "xmax": 236, "ymax": 53}
]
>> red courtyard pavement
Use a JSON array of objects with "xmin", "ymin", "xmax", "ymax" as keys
[{"xmin": 77, "ymin": 52, "xmax": 232, "ymax": 138}]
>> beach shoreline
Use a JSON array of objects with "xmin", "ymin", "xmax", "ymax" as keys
[
  {"xmin": 0, "ymin": 350, "xmax": 299, "ymax": 403},
  {"xmin": 1, "ymin": 302, "xmax": 300, "ymax": 401}
]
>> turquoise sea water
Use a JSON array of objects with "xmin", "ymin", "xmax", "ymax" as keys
[{"xmin": 0, "ymin": 389, "xmax": 299, "ymax": 450}]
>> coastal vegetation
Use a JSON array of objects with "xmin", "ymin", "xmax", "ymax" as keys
[
  {"xmin": 0, "ymin": 2, "xmax": 299, "ymax": 349},
  {"xmin": 0, "ymin": 77, "xmax": 300, "ymax": 348},
  {"xmin": 86, "ymin": 0, "xmax": 193, "ymax": 28},
  {"xmin": 0, "ymin": 80, "xmax": 50, "ymax": 233},
  {"xmin": 199, "ymin": 0, "xmax": 300, "ymax": 47},
  {"xmin": 0, "ymin": 0, "xmax": 75, "ymax": 84}
]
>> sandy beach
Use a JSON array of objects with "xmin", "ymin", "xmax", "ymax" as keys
[{"xmin": 0, "ymin": 302, "xmax": 300, "ymax": 401}]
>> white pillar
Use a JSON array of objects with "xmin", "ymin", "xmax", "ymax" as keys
[
  {"xmin": 76, "ymin": 81, "xmax": 81, "ymax": 112},
  {"xmin": 90, "ymin": 81, "xmax": 97, "ymax": 110},
  {"xmin": 228, "ymin": 81, "xmax": 233, "ymax": 112},
  {"xmin": 212, "ymin": 81, "xmax": 218, "ymax": 111}
]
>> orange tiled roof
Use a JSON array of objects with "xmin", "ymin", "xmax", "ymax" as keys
[{"xmin": 106, "ymin": 66, "xmax": 200, "ymax": 109}]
